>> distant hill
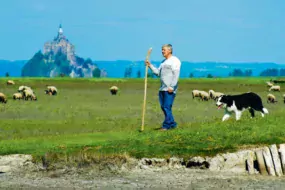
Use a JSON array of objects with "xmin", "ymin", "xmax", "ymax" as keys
[
  {"xmin": 21, "ymin": 25, "xmax": 101, "ymax": 78},
  {"xmin": 95, "ymin": 60, "xmax": 285, "ymax": 78},
  {"xmin": 1, "ymin": 59, "xmax": 285, "ymax": 78}
]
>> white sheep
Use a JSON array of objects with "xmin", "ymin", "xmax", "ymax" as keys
[
  {"xmin": 199, "ymin": 91, "xmax": 210, "ymax": 101},
  {"xmin": 23, "ymin": 89, "xmax": 37, "ymax": 101},
  {"xmin": 209, "ymin": 90, "xmax": 224, "ymax": 100},
  {"xmin": 192, "ymin": 90, "xmax": 201, "ymax": 99},
  {"xmin": 18, "ymin": 86, "xmax": 33, "ymax": 93},
  {"xmin": 267, "ymin": 94, "xmax": 277, "ymax": 103},
  {"xmin": 109, "ymin": 86, "xmax": 119, "ymax": 95},
  {"xmin": 266, "ymin": 81, "xmax": 274, "ymax": 87},
  {"xmin": 7, "ymin": 80, "xmax": 15, "ymax": 85},
  {"xmin": 13, "ymin": 93, "xmax": 23, "ymax": 100},
  {"xmin": 46, "ymin": 85, "xmax": 57, "ymax": 95},
  {"xmin": 0, "ymin": 92, "xmax": 7, "ymax": 104},
  {"xmin": 269, "ymin": 85, "xmax": 281, "ymax": 92}
]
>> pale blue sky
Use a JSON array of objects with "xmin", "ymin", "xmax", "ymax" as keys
[{"xmin": 0, "ymin": 0, "xmax": 284, "ymax": 63}]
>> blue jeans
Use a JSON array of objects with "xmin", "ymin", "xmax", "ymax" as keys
[{"xmin": 159, "ymin": 91, "xmax": 177, "ymax": 129}]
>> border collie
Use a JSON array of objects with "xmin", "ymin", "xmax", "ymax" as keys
[{"xmin": 216, "ymin": 92, "xmax": 269, "ymax": 121}]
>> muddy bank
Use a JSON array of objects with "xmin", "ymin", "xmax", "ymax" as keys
[
  {"xmin": 1, "ymin": 143, "xmax": 285, "ymax": 189},
  {"xmin": 1, "ymin": 168, "xmax": 285, "ymax": 189}
]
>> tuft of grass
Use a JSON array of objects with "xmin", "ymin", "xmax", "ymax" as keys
[{"xmin": 0, "ymin": 77, "xmax": 284, "ymax": 162}]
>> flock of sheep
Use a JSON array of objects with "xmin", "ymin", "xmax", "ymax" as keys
[
  {"xmin": 0, "ymin": 80, "xmax": 58, "ymax": 104},
  {"xmin": 192, "ymin": 81, "xmax": 285, "ymax": 104},
  {"xmin": 266, "ymin": 82, "xmax": 284, "ymax": 103},
  {"xmin": 192, "ymin": 89, "xmax": 224, "ymax": 101}
]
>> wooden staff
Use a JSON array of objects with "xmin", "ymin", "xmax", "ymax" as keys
[{"xmin": 141, "ymin": 47, "xmax": 152, "ymax": 132}]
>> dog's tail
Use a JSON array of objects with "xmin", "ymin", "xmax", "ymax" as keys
[{"xmin": 262, "ymin": 108, "xmax": 269, "ymax": 114}]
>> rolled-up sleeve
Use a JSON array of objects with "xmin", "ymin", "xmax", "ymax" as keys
[{"xmin": 169, "ymin": 58, "xmax": 181, "ymax": 90}]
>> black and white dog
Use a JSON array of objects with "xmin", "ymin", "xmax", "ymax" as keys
[{"xmin": 216, "ymin": 92, "xmax": 269, "ymax": 121}]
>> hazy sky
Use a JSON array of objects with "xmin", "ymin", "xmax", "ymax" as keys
[{"xmin": 0, "ymin": 0, "xmax": 284, "ymax": 63}]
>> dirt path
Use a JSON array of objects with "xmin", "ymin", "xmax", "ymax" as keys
[{"xmin": 1, "ymin": 169, "xmax": 285, "ymax": 189}]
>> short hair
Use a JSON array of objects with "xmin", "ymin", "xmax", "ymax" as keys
[{"xmin": 162, "ymin": 44, "xmax": 173, "ymax": 53}]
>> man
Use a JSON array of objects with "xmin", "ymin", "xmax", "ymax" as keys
[{"xmin": 145, "ymin": 44, "xmax": 181, "ymax": 131}]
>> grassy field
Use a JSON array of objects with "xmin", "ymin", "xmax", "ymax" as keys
[{"xmin": 0, "ymin": 77, "xmax": 285, "ymax": 161}]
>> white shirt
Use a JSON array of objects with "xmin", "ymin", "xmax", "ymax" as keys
[{"xmin": 149, "ymin": 55, "xmax": 181, "ymax": 93}]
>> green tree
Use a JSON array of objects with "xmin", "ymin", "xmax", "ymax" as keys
[
  {"xmin": 93, "ymin": 68, "xmax": 101, "ymax": 78},
  {"xmin": 137, "ymin": 70, "xmax": 141, "ymax": 78},
  {"xmin": 5, "ymin": 72, "xmax": 9, "ymax": 77}
]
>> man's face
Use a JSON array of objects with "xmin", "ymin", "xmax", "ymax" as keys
[{"xmin": 162, "ymin": 47, "xmax": 171, "ymax": 58}]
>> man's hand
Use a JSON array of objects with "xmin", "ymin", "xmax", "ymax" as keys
[
  {"xmin": 167, "ymin": 87, "xmax": 174, "ymax": 93},
  {"xmin": 145, "ymin": 60, "xmax": 151, "ymax": 67}
]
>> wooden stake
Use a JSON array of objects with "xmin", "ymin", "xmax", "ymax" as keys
[
  {"xmin": 246, "ymin": 151, "xmax": 255, "ymax": 175},
  {"xmin": 278, "ymin": 144, "xmax": 285, "ymax": 173},
  {"xmin": 263, "ymin": 147, "xmax": 276, "ymax": 176},
  {"xmin": 141, "ymin": 47, "xmax": 152, "ymax": 132},
  {"xmin": 270, "ymin": 144, "xmax": 283, "ymax": 176},
  {"xmin": 255, "ymin": 149, "xmax": 267, "ymax": 175}
]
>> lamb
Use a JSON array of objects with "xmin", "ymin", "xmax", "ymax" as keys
[
  {"xmin": 269, "ymin": 85, "xmax": 281, "ymax": 92},
  {"xmin": 23, "ymin": 89, "xmax": 37, "ymax": 101},
  {"xmin": 192, "ymin": 90, "xmax": 201, "ymax": 99},
  {"xmin": 109, "ymin": 86, "xmax": 119, "ymax": 95},
  {"xmin": 46, "ymin": 85, "xmax": 57, "ymax": 95},
  {"xmin": 0, "ymin": 93, "xmax": 7, "ymax": 104},
  {"xmin": 13, "ymin": 93, "xmax": 23, "ymax": 100},
  {"xmin": 209, "ymin": 90, "xmax": 224, "ymax": 100},
  {"xmin": 7, "ymin": 80, "xmax": 15, "ymax": 85},
  {"xmin": 199, "ymin": 91, "xmax": 210, "ymax": 101},
  {"xmin": 267, "ymin": 94, "xmax": 277, "ymax": 103},
  {"xmin": 266, "ymin": 81, "xmax": 274, "ymax": 87}
]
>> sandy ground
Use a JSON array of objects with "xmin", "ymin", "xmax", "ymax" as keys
[{"xmin": 1, "ymin": 168, "xmax": 285, "ymax": 190}]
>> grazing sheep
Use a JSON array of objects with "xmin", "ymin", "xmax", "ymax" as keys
[
  {"xmin": 23, "ymin": 89, "xmax": 37, "ymax": 101},
  {"xmin": 13, "ymin": 93, "xmax": 23, "ymax": 100},
  {"xmin": 109, "ymin": 86, "xmax": 119, "ymax": 95},
  {"xmin": 199, "ymin": 91, "xmax": 210, "ymax": 101},
  {"xmin": 46, "ymin": 85, "xmax": 57, "ymax": 95},
  {"xmin": 18, "ymin": 86, "xmax": 33, "ymax": 93},
  {"xmin": 267, "ymin": 94, "xmax": 277, "ymax": 103},
  {"xmin": 269, "ymin": 85, "xmax": 281, "ymax": 92},
  {"xmin": 0, "ymin": 93, "xmax": 7, "ymax": 104},
  {"xmin": 192, "ymin": 90, "xmax": 201, "ymax": 99},
  {"xmin": 7, "ymin": 80, "xmax": 15, "ymax": 85},
  {"xmin": 266, "ymin": 81, "xmax": 274, "ymax": 87},
  {"xmin": 209, "ymin": 90, "xmax": 224, "ymax": 100}
]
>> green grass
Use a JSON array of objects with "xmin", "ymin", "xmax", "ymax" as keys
[{"xmin": 0, "ymin": 77, "xmax": 284, "ymax": 161}]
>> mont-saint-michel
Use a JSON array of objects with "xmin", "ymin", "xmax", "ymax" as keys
[{"xmin": 21, "ymin": 25, "xmax": 102, "ymax": 78}]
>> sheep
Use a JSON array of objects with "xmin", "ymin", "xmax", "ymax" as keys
[
  {"xmin": 109, "ymin": 86, "xmax": 119, "ymax": 95},
  {"xmin": 267, "ymin": 94, "xmax": 277, "ymax": 103},
  {"xmin": 23, "ymin": 89, "xmax": 37, "ymax": 101},
  {"xmin": 18, "ymin": 86, "xmax": 33, "ymax": 93},
  {"xmin": 0, "ymin": 93, "xmax": 7, "ymax": 104},
  {"xmin": 269, "ymin": 85, "xmax": 281, "ymax": 92},
  {"xmin": 13, "ymin": 93, "xmax": 23, "ymax": 100},
  {"xmin": 192, "ymin": 90, "xmax": 201, "ymax": 99},
  {"xmin": 266, "ymin": 81, "xmax": 274, "ymax": 87},
  {"xmin": 199, "ymin": 91, "xmax": 210, "ymax": 101},
  {"xmin": 7, "ymin": 80, "xmax": 15, "ymax": 85},
  {"xmin": 46, "ymin": 85, "xmax": 57, "ymax": 95},
  {"xmin": 209, "ymin": 90, "xmax": 224, "ymax": 100}
]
